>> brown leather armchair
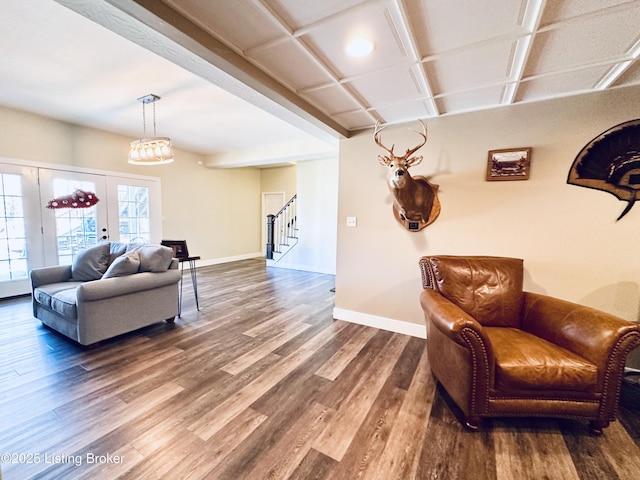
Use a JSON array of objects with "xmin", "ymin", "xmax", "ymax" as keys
[{"xmin": 419, "ymin": 255, "xmax": 640, "ymax": 434}]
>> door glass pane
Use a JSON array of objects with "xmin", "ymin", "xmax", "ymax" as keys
[
  {"xmin": 52, "ymin": 179, "xmax": 99, "ymax": 265},
  {"xmin": 117, "ymin": 184, "xmax": 151, "ymax": 243},
  {"xmin": 0, "ymin": 173, "xmax": 28, "ymax": 281}
]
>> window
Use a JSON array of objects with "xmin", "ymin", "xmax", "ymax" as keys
[
  {"xmin": 117, "ymin": 184, "xmax": 151, "ymax": 243},
  {"xmin": 0, "ymin": 173, "xmax": 28, "ymax": 281}
]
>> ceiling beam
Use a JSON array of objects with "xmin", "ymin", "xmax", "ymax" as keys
[{"xmin": 96, "ymin": 0, "xmax": 350, "ymax": 141}]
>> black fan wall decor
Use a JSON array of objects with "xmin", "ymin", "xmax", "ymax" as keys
[{"xmin": 568, "ymin": 119, "xmax": 640, "ymax": 221}]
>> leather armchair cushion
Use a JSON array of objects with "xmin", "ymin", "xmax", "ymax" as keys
[
  {"xmin": 429, "ymin": 256, "xmax": 524, "ymax": 328},
  {"xmin": 485, "ymin": 327, "xmax": 599, "ymax": 391}
]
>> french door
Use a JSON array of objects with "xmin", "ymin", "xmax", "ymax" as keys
[
  {"xmin": 0, "ymin": 162, "xmax": 161, "ymax": 298},
  {"xmin": 39, "ymin": 169, "xmax": 109, "ymax": 266},
  {"xmin": 0, "ymin": 164, "xmax": 43, "ymax": 297}
]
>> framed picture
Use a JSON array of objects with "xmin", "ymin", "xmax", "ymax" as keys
[{"xmin": 486, "ymin": 147, "xmax": 532, "ymax": 181}]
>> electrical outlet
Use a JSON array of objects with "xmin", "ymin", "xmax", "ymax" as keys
[{"xmin": 346, "ymin": 216, "xmax": 357, "ymax": 227}]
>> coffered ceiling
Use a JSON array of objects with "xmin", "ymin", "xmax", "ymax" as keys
[
  {"xmin": 1, "ymin": 0, "xmax": 639, "ymax": 159},
  {"xmin": 149, "ymin": 0, "xmax": 640, "ymax": 128}
]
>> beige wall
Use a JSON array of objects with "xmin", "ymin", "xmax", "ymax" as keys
[
  {"xmin": 0, "ymin": 105, "xmax": 262, "ymax": 263},
  {"xmin": 260, "ymin": 164, "xmax": 297, "ymax": 202},
  {"xmin": 335, "ymin": 85, "xmax": 640, "ymax": 335}
]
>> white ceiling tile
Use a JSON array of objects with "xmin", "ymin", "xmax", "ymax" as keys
[
  {"xmin": 301, "ymin": 84, "xmax": 362, "ymax": 115},
  {"xmin": 166, "ymin": 0, "xmax": 283, "ymax": 51},
  {"xmin": 332, "ymin": 109, "xmax": 374, "ymax": 130},
  {"xmin": 525, "ymin": 7, "xmax": 640, "ymax": 76},
  {"xmin": 436, "ymin": 85, "xmax": 504, "ymax": 115},
  {"xmin": 345, "ymin": 66, "xmax": 424, "ymax": 107},
  {"xmin": 406, "ymin": 0, "xmax": 528, "ymax": 55},
  {"xmin": 425, "ymin": 41, "xmax": 516, "ymax": 95},
  {"xmin": 373, "ymin": 100, "xmax": 433, "ymax": 125},
  {"xmin": 250, "ymin": 38, "xmax": 334, "ymax": 90},
  {"xmin": 263, "ymin": 0, "xmax": 369, "ymax": 30},
  {"xmin": 540, "ymin": 0, "xmax": 636, "ymax": 27},
  {"xmin": 516, "ymin": 66, "xmax": 611, "ymax": 102}
]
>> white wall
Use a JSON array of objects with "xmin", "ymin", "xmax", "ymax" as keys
[
  {"xmin": 272, "ymin": 157, "xmax": 338, "ymax": 274},
  {"xmin": 334, "ymin": 86, "xmax": 640, "ymax": 340}
]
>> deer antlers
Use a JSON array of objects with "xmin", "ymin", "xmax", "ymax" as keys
[{"xmin": 374, "ymin": 120, "xmax": 428, "ymax": 166}]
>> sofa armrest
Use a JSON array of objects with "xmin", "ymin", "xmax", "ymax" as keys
[
  {"xmin": 421, "ymin": 289, "xmax": 487, "ymax": 347},
  {"xmin": 77, "ymin": 270, "xmax": 181, "ymax": 302},
  {"xmin": 522, "ymin": 292, "xmax": 640, "ymax": 367},
  {"xmin": 30, "ymin": 265, "xmax": 73, "ymax": 289}
]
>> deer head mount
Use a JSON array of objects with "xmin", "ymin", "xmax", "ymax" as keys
[{"xmin": 374, "ymin": 120, "xmax": 440, "ymax": 231}]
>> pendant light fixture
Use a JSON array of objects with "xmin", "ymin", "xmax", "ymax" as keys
[{"xmin": 128, "ymin": 94, "xmax": 174, "ymax": 165}]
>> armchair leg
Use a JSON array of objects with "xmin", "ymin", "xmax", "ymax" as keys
[
  {"xmin": 588, "ymin": 420, "xmax": 608, "ymax": 436},
  {"xmin": 464, "ymin": 416, "xmax": 481, "ymax": 431},
  {"xmin": 165, "ymin": 316, "xmax": 176, "ymax": 324}
]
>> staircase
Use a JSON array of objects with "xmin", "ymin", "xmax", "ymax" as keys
[{"xmin": 266, "ymin": 194, "xmax": 298, "ymax": 265}]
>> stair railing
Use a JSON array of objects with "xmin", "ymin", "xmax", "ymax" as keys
[{"xmin": 266, "ymin": 194, "xmax": 297, "ymax": 260}]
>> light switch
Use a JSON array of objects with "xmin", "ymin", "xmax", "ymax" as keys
[{"xmin": 346, "ymin": 216, "xmax": 357, "ymax": 227}]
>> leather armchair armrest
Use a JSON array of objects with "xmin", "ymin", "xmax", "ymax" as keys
[
  {"xmin": 522, "ymin": 292, "xmax": 640, "ymax": 367},
  {"xmin": 421, "ymin": 289, "xmax": 487, "ymax": 347},
  {"xmin": 30, "ymin": 265, "xmax": 73, "ymax": 289},
  {"xmin": 421, "ymin": 288, "xmax": 497, "ymax": 415}
]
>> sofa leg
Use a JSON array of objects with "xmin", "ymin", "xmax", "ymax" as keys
[
  {"xmin": 588, "ymin": 420, "xmax": 608, "ymax": 436},
  {"xmin": 165, "ymin": 316, "xmax": 176, "ymax": 324}
]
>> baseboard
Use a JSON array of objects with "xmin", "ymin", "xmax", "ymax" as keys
[
  {"xmin": 332, "ymin": 308, "xmax": 426, "ymax": 339},
  {"xmin": 266, "ymin": 261, "xmax": 336, "ymax": 275}
]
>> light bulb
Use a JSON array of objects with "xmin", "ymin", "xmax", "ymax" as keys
[{"xmin": 346, "ymin": 38, "xmax": 374, "ymax": 57}]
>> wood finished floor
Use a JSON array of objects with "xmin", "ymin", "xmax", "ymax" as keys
[{"xmin": 0, "ymin": 258, "xmax": 639, "ymax": 480}]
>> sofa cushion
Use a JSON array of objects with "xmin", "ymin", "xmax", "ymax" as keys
[
  {"xmin": 102, "ymin": 250, "xmax": 141, "ymax": 278},
  {"xmin": 34, "ymin": 282, "xmax": 84, "ymax": 308},
  {"xmin": 128, "ymin": 244, "xmax": 173, "ymax": 272},
  {"xmin": 485, "ymin": 327, "xmax": 598, "ymax": 392},
  {"xmin": 71, "ymin": 243, "xmax": 110, "ymax": 281},
  {"xmin": 50, "ymin": 288, "xmax": 78, "ymax": 319}
]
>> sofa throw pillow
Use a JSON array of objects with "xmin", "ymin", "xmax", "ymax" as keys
[
  {"xmin": 108, "ymin": 241, "xmax": 129, "ymax": 265},
  {"xmin": 102, "ymin": 250, "xmax": 141, "ymax": 279},
  {"xmin": 127, "ymin": 244, "xmax": 173, "ymax": 272},
  {"xmin": 71, "ymin": 242, "xmax": 111, "ymax": 281}
]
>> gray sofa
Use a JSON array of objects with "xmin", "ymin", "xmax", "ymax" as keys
[{"xmin": 30, "ymin": 242, "xmax": 180, "ymax": 346}]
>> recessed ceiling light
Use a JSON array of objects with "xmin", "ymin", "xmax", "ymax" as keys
[{"xmin": 346, "ymin": 38, "xmax": 374, "ymax": 57}]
